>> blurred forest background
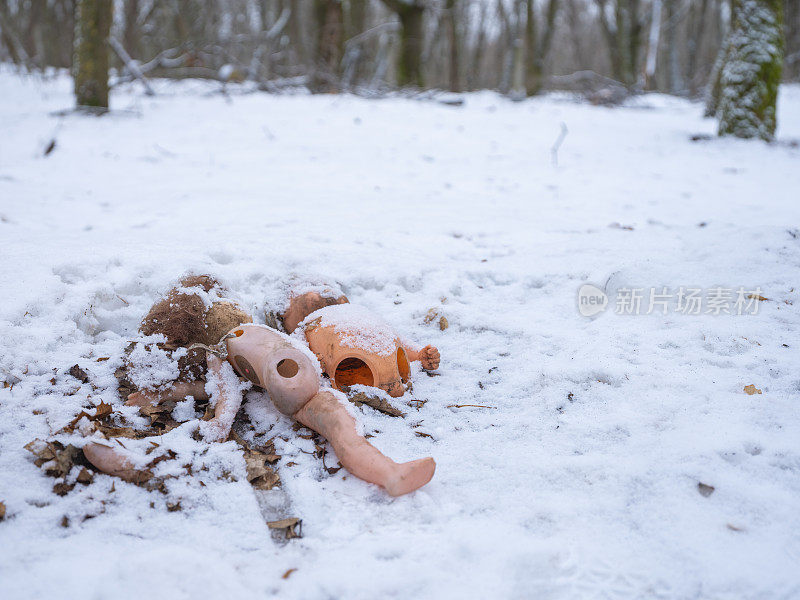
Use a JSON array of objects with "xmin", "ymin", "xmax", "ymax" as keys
[{"xmin": 0, "ymin": 0, "xmax": 797, "ymax": 138}]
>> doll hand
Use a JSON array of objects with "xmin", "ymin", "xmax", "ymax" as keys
[{"xmin": 419, "ymin": 345, "xmax": 440, "ymax": 371}]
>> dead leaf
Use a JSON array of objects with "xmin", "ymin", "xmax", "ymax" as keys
[
  {"xmin": 24, "ymin": 439, "xmax": 80, "ymax": 478},
  {"xmin": 53, "ymin": 482, "xmax": 75, "ymax": 496},
  {"xmin": 76, "ymin": 468, "xmax": 94, "ymax": 485},
  {"xmin": 743, "ymin": 384, "xmax": 762, "ymax": 395},
  {"xmin": 347, "ymin": 390, "xmax": 405, "ymax": 418},
  {"xmin": 697, "ymin": 482, "xmax": 715, "ymax": 497},
  {"xmin": 267, "ymin": 517, "xmax": 302, "ymax": 539},
  {"xmin": 139, "ymin": 401, "xmax": 181, "ymax": 432},
  {"xmin": 0, "ymin": 501, "xmax": 6, "ymax": 520},
  {"xmin": 94, "ymin": 402, "xmax": 112, "ymax": 419},
  {"xmin": 232, "ymin": 433, "xmax": 281, "ymax": 490},
  {"xmin": 95, "ymin": 357, "xmax": 110, "ymax": 362},
  {"xmin": 439, "ymin": 316, "xmax": 449, "ymax": 330},
  {"xmin": 96, "ymin": 425, "xmax": 145, "ymax": 439},
  {"xmin": 68, "ymin": 364, "xmax": 90, "ymax": 383},
  {"xmin": 61, "ymin": 401, "xmax": 115, "ymax": 433},
  {"xmin": 609, "ymin": 222, "xmax": 634, "ymax": 231},
  {"xmin": 282, "ymin": 568, "xmax": 297, "ymax": 580},
  {"xmin": 414, "ymin": 431, "xmax": 434, "ymax": 439},
  {"xmin": 746, "ymin": 294, "xmax": 769, "ymax": 302},
  {"xmin": 727, "ymin": 523, "xmax": 745, "ymax": 532}
]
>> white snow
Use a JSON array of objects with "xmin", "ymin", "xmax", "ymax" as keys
[
  {"xmin": 304, "ymin": 302, "xmax": 401, "ymax": 356},
  {"xmin": 1, "ymin": 71, "xmax": 799, "ymax": 600}
]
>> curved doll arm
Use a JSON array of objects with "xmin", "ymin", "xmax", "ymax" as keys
[
  {"xmin": 197, "ymin": 353, "xmax": 244, "ymax": 442},
  {"xmin": 83, "ymin": 353, "xmax": 242, "ymax": 479}
]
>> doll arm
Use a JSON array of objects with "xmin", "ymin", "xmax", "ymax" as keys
[
  {"xmin": 404, "ymin": 344, "xmax": 440, "ymax": 371},
  {"xmin": 197, "ymin": 353, "xmax": 243, "ymax": 442},
  {"xmin": 84, "ymin": 354, "xmax": 242, "ymax": 479},
  {"xmin": 126, "ymin": 381, "xmax": 209, "ymax": 407}
]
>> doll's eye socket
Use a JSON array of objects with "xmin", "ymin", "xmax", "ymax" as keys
[{"xmin": 277, "ymin": 359, "xmax": 299, "ymax": 378}]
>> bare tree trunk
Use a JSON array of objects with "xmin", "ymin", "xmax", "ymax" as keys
[
  {"xmin": 380, "ymin": 0, "xmax": 426, "ymax": 88},
  {"xmin": 467, "ymin": 1, "xmax": 487, "ymax": 90},
  {"xmin": 23, "ymin": 0, "xmax": 44, "ymax": 67},
  {"xmin": 663, "ymin": 0, "xmax": 682, "ymax": 92},
  {"xmin": 565, "ymin": 0, "xmax": 589, "ymax": 70},
  {"xmin": 686, "ymin": 0, "xmax": 710, "ymax": 95},
  {"xmin": 445, "ymin": 0, "xmax": 461, "ymax": 92},
  {"xmin": 497, "ymin": 0, "xmax": 513, "ymax": 92},
  {"xmin": 786, "ymin": 0, "xmax": 800, "ymax": 80},
  {"xmin": 525, "ymin": 0, "xmax": 560, "ymax": 95},
  {"xmin": 0, "ymin": 2, "xmax": 29, "ymax": 67},
  {"xmin": 74, "ymin": 0, "xmax": 112, "ymax": 110},
  {"xmin": 510, "ymin": 0, "xmax": 525, "ymax": 97},
  {"xmin": 644, "ymin": 0, "xmax": 662, "ymax": 89},
  {"xmin": 122, "ymin": 0, "xmax": 141, "ymax": 60},
  {"xmin": 312, "ymin": 0, "xmax": 344, "ymax": 92}
]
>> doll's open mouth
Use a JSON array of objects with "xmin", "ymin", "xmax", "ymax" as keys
[{"xmin": 334, "ymin": 357, "xmax": 374, "ymax": 388}]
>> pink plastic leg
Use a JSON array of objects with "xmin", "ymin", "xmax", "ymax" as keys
[
  {"xmin": 82, "ymin": 441, "xmax": 152, "ymax": 484},
  {"xmin": 126, "ymin": 381, "xmax": 209, "ymax": 407},
  {"xmin": 293, "ymin": 391, "xmax": 436, "ymax": 496}
]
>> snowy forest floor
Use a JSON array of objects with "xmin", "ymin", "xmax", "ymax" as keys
[{"xmin": 1, "ymin": 71, "xmax": 799, "ymax": 600}]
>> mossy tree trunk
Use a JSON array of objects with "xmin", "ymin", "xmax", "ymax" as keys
[
  {"xmin": 717, "ymin": 0, "xmax": 784, "ymax": 141},
  {"xmin": 311, "ymin": 0, "xmax": 344, "ymax": 92},
  {"xmin": 73, "ymin": 0, "xmax": 112, "ymax": 109},
  {"xmin": 525, "ymin": 0, "xmax": 560, "ymax": 96},
  {"xmin": 381, "ymin": 0, "xmax": 425, "ymax": 89},
  {"xmin": 445, "ymin": 0, "xmax": 461, "ymax": 92},
  {"xmin": 595, "ymin": 0, "xmax": 644, "ymax": 87}
]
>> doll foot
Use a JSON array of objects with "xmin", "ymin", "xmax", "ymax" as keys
[{"xmin": 384, "ymin": 457, "xmax": 436, "ymax": 497}]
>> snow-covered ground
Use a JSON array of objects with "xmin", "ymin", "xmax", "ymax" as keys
[{"xmin": 1, "ymin": 71, "xmax": 799, "ymax": 600}]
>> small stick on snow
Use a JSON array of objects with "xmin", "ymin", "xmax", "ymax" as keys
[
  {"xmin": 446, "ymin": 404, "xmax": 497, "ymax": 409},
  {"xmin": 551, "ymin": 122, "xmax": 568, "ymax": 167}
]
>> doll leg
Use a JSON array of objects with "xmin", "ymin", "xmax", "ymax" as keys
[
  {"xmin": 126, "ymin": 381, "xmax": 209, "ymax": 407},
  {"xmin": 82, "ymin": 441, "xmax": 153, "ymax": 484},
  {"xmin": 293, "ymin": 391, "xmax": 436, "ymax": 496}
]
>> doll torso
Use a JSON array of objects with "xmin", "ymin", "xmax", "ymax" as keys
[{"xmin": 302, "ymin": 304, "xmax": 410, "ymax": 398}]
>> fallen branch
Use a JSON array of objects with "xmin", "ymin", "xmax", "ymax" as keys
[
  {"xmin": 109, "ymin": 37, "xmax": 155, "ymax": 96},
  {"xmin": 551, "ymin": 122, "xmax": 568, "ymax": 167}
]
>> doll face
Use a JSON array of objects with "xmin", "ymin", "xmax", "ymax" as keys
[{"xmin": 322, "ymin": 344, "xmax": 410, "ymax": 398}]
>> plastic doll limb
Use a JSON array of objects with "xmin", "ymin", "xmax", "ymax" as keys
[
  {"xmin": 293, "ymin": 390, "xmax": 436, "ymax": 496},
  {"xmin": 405, "ymin": 345, "xmax": 440, "ymax": 371},
  {"xmin": 197, "ymin": 354, "xmax": 243, "ymax": 443},
  {"xmin": 126, "ymin": 381, "xmax": 209, "ymax": 408}
]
